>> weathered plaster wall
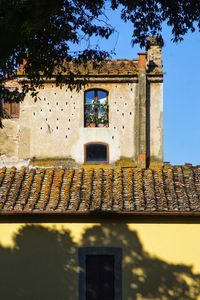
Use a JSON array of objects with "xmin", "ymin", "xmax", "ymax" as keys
[
  {"xmin": 0, "ymin": 223, "xmax": 199, "ymax": 299},
  {"xmin": 0, "ymin": 120, "xmax": 20, "ymax": 165},
  {"xmin": 0, "ymin": 76, "xmax": 163, "ymax": 166},
  {"xmin": 1, "ymin": 82, "xmax": 137, "ymax": 164}
]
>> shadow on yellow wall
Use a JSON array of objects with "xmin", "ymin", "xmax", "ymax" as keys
[{"xmin": 0, "ymin": 224, "xmax": 200, "ymax": 300}]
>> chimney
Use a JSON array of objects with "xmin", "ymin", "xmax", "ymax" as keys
[
  {"xmin": 146, "ymin": 36, "xmax": 163, "ymax": 72},
  {"xmin": 137, "ymin": 53, "xmax": 147, "ymax": 71}
]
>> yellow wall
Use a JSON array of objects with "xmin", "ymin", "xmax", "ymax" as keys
[{"xmin": 0, "ymin": 223, "xmax": 200, "ymax": 299}]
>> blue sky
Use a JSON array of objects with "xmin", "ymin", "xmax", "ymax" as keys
[{"xmin": 93, "ymin": 10, "xmax": 200, "ymax": 165}]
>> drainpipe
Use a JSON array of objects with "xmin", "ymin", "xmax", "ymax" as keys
[{"xmin": 136, "ymin": 53, "xmax": 147, "ymax": 168}]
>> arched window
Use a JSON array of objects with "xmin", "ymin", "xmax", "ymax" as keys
[
  {"xmin": 84, "ymin": 89, "xmax": 108, "ymax": 127},
  {"xmin": 85, "ymin": 142, "xmax": 109, "ymax": 163}
]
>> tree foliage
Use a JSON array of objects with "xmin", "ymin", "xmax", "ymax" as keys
[{"xmin": 0, "ymin": 0, "xmax": 199, "ymax": 100}]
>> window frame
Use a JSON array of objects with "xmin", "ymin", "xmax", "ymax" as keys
[
  {"xmin": 84, "ymin": 142, "xmax": 109, "ymax": 164},
  {"xmin": 84, "ymin": 88, "xmax": 109, "ymax": 128},
  {"xmin": 78, "ymin": 247, "xmax": 122, "ymax": 300}
]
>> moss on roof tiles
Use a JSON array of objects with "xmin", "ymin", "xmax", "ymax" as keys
[{"xmin": 0, "ymin": 166, "xmax": 200, "ymax": 215}]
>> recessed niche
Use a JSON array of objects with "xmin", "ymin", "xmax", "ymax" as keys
[
  {"xmin": 131, "ymin": 88, "xmax": 133, "ymax": 91},
  {"xmin": 54, "ymin": 92, "xmax": 56, "ymax": 95},
  {"xmin": 44, "ymin": 97, "xmax": 46, "ymax": 100},
  {"xmin": 49, "ymin": 109, "xmax": 51, "ymax": 112},
  {"xmin": 125, "ymin": 103, "xmax": 127, "ymax": 106},
  {"xmin": 114, "ymin": 126, "xmax": 116, "ymax": 129},
  {"xmin": 56, "ymin": 102, "xmax": 58, "ymax": 105},
  {"xmin": 40, "ymin": 109, "xmax": 43, "ymax": 112},
  {"xmin": 73, "ymin": 102, "xmax": 75, "ymax": 105},
  {"xmin": 52, "ymin": 85, "xmax": 54, "ymax": 88},
  {"xmin": 65, "ymin": 135, "xmax": 67, "ymax": 139},
  {"xmin": 74, "ymin": 107, "xmax": 75, "ymax": 110},
  {"xmin": 68, "ymin": 128, "xmax": 70, "ymax": 130},
  {"xmin": 40, "ymin": 127, "xmax": 42, "ymax": 130},
  {"xmin": 69, "ymin": 119, "xmax": 71, "ymax": 122},
  {"xmin": 71, "ymin": 96, "xmax": 73, "ymax": 98},
  {"xmin": 61, "ymin": 108, "xmax": 63, "ymax": 111},
  {"xmin": 66, "ymin": 102, "xmax": 68, "ymax": 105},
  {"xmin": 33, "ymin": 112, "xmax": 36, "ymax": 116},
  {"xmin": 47, "ymin": 102, "xmax": 49, "ymax": 105},
  {"xmin": 57, "ymin": 118, "xmax": 59, "ymax": 121},
  {"xmin": 45, "ymin": 118, "xmax": 48, "ymax": 121},
  {"xmin": 117, "ymin": 109, "xmax": 119, "ymax": 112},
  {"xmin": 122, "ymin": 113, "xmax": 124, "ymax": 116},
  {"xmin": 56, "ymin": 126, "xmax": 58, "ymax": 130},
  {"xmin": 122, "ymin": 125, "xmax": 124, "ymax": 129},
  {"xmin": 130, "ymin": 112, "xmax": 132, "ymax": 115},
  {"xmin": 112, "ymin": 136, "xmax": 114, "ymax": 140}
]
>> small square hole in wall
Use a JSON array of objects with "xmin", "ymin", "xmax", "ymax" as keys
[
  {"xmin": 65, "ymin": 135, "xmax": 67, "ymax": 139},
  {"xmin": 49, "ymin": 109, "xmax": 51, "ymax": 112},
  {"xmin": 69, "ymin": 119, "xmax": 70, "ymax": 122},
  {"xmin": 40, "ymin": 109, "xmax": 43, "ymax": 112},
  {"xmin": 44, "ymin": 97, "xmax": 46, "ymax": 101},
  {"xmin": 56, "ymin": 102, "xmax": 58, "ymax": 105},
  {"xmin": 47, "ymin": 102, "xmax": 49, "ymax": 105},
  {"xmin": 52, "ymin": 85, "xmax": 54, "ymax": 88},
  {"xmin": 56, "ymin": 126, "xmax": 58, "ymax": 130},
  {"xmin": 61, "ymin": 108, "xmax": 63, "ymax": 111},
  {"xmin": 57, "ymin": 118, "xmax": 59, "ymax": 121},
  {"xmin": 68, "ymin": 128, "xmax": 70, "ymax": 130},
  {"xmin": 131, "ymin": 88, "xmax": 133, "ymax": 91},
  {"xmin": 130, "ymin": 112, "xmax": 132, "ymax": 115},
  {"xmin": 117, "ymin": 109, "xmax": 119, "ymax": 112},
  {"xmin": 122, "ymin": 125, "xmax": 124, "ymax": 129},
  {"xmin": 112, "ymin": 136, "xmax": 114, "ymax": 140},
  {"xmin": 40, "ymin": 127, "xmax": 42, "ymax": 130},
  {"xmin": 114, "ymin": 126, "xmax": 116, "ymax": 130},
  {"xmin": 33, "ymin": 112, "xmax": 36, "ymax": 116},
  {"xmin": 125, "ymin": 103, "xmax": 127, "ymax": 106},
  {"xmin": 45, "ymin": 118, "xmax": 48, "ymax": 121},
  {"xmin": 71, "ymin": 96, "xmax": 73, "ymax": 98},
  {"xmin": 122, "ymin": 113, "xmax": 124, "ymax": 116},
  {"xmin": 66, "ymin": 102, "xmax": 68, "ymax": 105},
  {"xmin": 54, "ymin": 92, "xmax": 56, "ymax": 95}
]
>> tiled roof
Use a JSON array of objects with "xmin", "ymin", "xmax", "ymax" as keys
[
  {"xmin": 63, "ymin": 59, "xmax": 139, "ymax": 76},
  {"xmin": 0, "ymin": 166, "xmax": 200, "ymax": 216}
]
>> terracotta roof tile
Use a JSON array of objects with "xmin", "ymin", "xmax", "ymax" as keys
[
  {"xmin": 1, "ymin": 166, "xmax": 200, "ymax": 215},
  {"xmin": 64, "ymin": 59, "xmax": 139, "ymax": 76}
]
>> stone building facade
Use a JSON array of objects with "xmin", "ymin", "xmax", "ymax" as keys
[{"xmin": 0, "ymin": 37, "xmax": 163, "ymax": 168}]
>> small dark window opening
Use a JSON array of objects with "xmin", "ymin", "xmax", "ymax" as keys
[
  {"xmin": 86, "ymin": 255, "xmax": 114, "ymax": 300},
  {"xmin": 79, "ymin": 247, "xmax": 122, "ymax": 300},
  {"xmin": 85, "ymin": 143, "xmax": 108, "ymax": 163},
  {"xmin": 84, "ymin": 89, "xmax": 109, "ymax": 127}
]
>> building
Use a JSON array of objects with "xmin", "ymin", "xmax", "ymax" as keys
[
  {"xmin": 0, "ymin": 37, "xmax": 163, "ymax": 168},
  {"xmin": 0, "ymin": 37, "xmax": 200, "ymax": 300}
]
